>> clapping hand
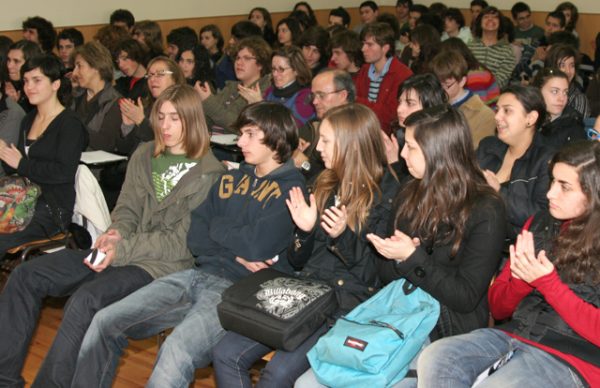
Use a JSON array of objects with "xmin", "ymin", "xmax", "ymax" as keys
[
  {"xmin": 509, "ymin": 230, "xmax": 554, "ymax": 283},
  {"xmin": 238, "ymin": 83, "xmax": 263, "ymax": 103},
  {"xmin": 367, "ymin": 230, "xmax": 420, "ymax": 261},
  {"xmin": 286, "ymin": 187, "xmax": 317, "ymax": 232}
]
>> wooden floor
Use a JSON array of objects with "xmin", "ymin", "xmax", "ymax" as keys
[{"xmin": 23, "ymin": 302, "xmax": 218, "ymax": 388}]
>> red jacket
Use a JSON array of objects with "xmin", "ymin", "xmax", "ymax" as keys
[{"xmin": 354, "ymin": 57, "xmax": 413, "ymax": 134}]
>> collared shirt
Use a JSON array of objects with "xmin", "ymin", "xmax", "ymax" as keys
[{"xmin": 367, "ymin": 57, "xmax": 393, "ymax": 102}]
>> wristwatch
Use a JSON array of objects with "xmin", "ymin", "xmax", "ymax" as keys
[{"xmin": 301, "ymin": 161, "xmax": 311, "ymax": 171}]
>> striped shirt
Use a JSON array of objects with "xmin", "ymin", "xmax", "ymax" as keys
[
  {"xmin": 468, "ymin": 39, "xmax": 516, "ymax": 88},
  {"xmin": 367, "ymin": 57, "xmax": 393, "ymax": 102}
]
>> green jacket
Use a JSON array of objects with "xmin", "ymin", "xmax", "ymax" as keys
[
  {"xmin": 203, "ymin": 74, "xmax": 271, "ymax": 133},
  {"xmin": 110, "ymin": 142, "xmax": 225, "ymax": 279}
]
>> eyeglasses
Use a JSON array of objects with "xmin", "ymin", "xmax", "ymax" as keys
[
  {"xmin": 235, "ymin": 55, "xmax": 257, "ymax": 62},
  {"xmin": 442, "ymin": 80, "xmax": 457, "ymax": 90},
  {"xmin": 309, "ymin": 90, "xmax": 343, "ymax": 101},
  {"xmin": 145, "ymin": 70, "xmax": 174, "ymax": 79},
  {"xmin": 272, "ymin": 66, "xmax": 291, "ymax": 74}
]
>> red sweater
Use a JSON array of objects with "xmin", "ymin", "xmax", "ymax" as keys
[
  {"xmin": 354, "ymin": 58, "xmax": 413, "ymax": 135},
  {"xmin": 489, "ymin": 263, "xmax": 600, "ymax": 386}
]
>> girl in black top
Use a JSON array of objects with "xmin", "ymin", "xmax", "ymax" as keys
[{"xmin": 0, "ymin": 55, "xmax": 87, "ymax": 257}]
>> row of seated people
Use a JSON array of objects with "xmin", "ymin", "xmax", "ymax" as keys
[{"xmin": 0, "ymin": 56, "xmax": 597, "ymax": 387}]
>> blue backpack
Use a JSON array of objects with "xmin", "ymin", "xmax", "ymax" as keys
[{"xmin": 307, "ymin": 279, "xmax": 440, "ymax": 387}]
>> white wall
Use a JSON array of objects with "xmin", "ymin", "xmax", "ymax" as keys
[{"xmin": 2, "ymin": 0, "xmax": 598, "ymax": 31}]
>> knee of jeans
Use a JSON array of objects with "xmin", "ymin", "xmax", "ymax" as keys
[
  {"xmin": 63, "ymin": 285, "xmax": 103, "ymax": 323},
  {"xmin": 417, "ymin": 340, "xmax": 448, "ymax": 370},
  {"xmin": 260, "ymin": 362, "xmax": 298, "ymax": 387}
]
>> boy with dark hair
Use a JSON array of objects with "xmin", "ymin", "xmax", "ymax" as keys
[
  {"xmin": 408, "ymin": 4, "xmax": 429, "ymax": 30},
  {"xmin": 72, "ymin": 101, "xmax": 306, "ymax": 387},
  {"xmin": 56, "ymin": 28, "xmax": 84, "ymax": 69},
  {"xmin": 22, "ymin": 16, "xmax": 56, "ymax": 54},
  {"xmin": 511, "ymin": 2, "xmax": 544, "ymax": 46},
  {"xmin": 355, "ymin": 22, "xmax": 412, "ymax": 134},
  {"xmin": 166, "ymin": 26, "xmax": 198, "ymax": 60},
  {"xmin": 396, "ymin": 0, "xmax": 413, "ymax": 27},
  {"xmin": 329, "ymin": 6, "xmax": 351, "ymax": 28},
  {"xmin": 299, "ymin": 26, "xmax": 330, "ymax": 76},
  {"xmin": 110, "ymin": 9, "xmax": 135, "ymax": 33},
  {"xmin": 330, "ymin": 30, "xmax": 364, "ymax": 78},
  {"xmin": 354, "ymin": 1, "xmax": 379, "ymax": 34}
]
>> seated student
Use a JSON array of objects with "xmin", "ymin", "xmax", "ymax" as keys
[
  {"xmin": 533, "ymin": 67, "xmax": 585, "ymax": 148},
  {"xmin": 248, "ymin": 7, "xmax": 277, "ymax": 47},
  {"xmin": 544, "ymin": 43, "xmax": 589, "ymax": 118},
  {"xmin": 329, "ymin": 6, "xmax": 351, "ymax": 28},
  {"xmin": 297, "ymin": 104, "xmax": 506, "ymax": 387},
  {"xmin": 477, "ymin": 85, "xmax": 557, "ymax": 241},
  {"xmin": 71, "ymin": 102, "xmax": 305, "ymax": 387},
  {"xmin": 439, "ymin": 38, "xmax": 500, "ymax": 107},
  {"xmin": 441, "ymin": 7, "xmax": 472, "ymax": 44},
  {"xmin": 0, "ymin": 84, "xmax": 224, "ymax": 387},
  {"xmin": 215, "ymin": 21, "xmax": 262, "ymax": 90},
  {"xmin": 132, "ymin": 20, "xmax": 164, "ymax": 60},
  {"xmin": 355, "ymin": 22, "xmax": 413, "ymax": 134},
  {"xmin": 213, "ymin": 103, "xmax": 398, "ymax": 387},
  {"xmin": 418, "ymin": 140, "xmax": 600, "ymax": 388},
  {"xmin": 110, "ymin": 9, "xmax": 135, "ymax": 34},
  {"xmin": 56, "ymin": 28, "xmax": 84, "ymax": 71},
  {"xmin": 4, "ymin": 40, "xmax": 42, "ymax": 113},
  {"xmin": 354, "ymin": 1, "xmax": 380, "ymax": 34},
  {"xmin": 299, "ymin": 26, "xmax": 330, "ymax": 78},
  {"xmin": 385, "ymin": 73, "xmax": 447, "ymax": 166},
  {"xmin": 275, "ymin": 17, "xmax": 302, "ymax": 48},
  {"xmin": 293, "ymin": 2, "xmax": 318, "ymax": 28},
  {"xmin": 469, "ymin": 0, "xmax": 488, "ymax": 31},
  {"xmin": 199, "ymin": 24, "xmax": 224, "ymax": 69},
  {"xmin": 22, "ymin": 16, "xmax": 56, "ymax": 55},
  {"xmin": 0, "ymin": 55, "xmax": 86, "ymax": 258},
  {"xmin": 403, "ymin": 23, "xmax": 440, "ymax": 74},
  {"xmin": 165, "ymin": 26, "xmax": 197, "ymax": 60},
  {"xmin": 468, "ymin": 6, "xmax": 515, "ymax": 88},
  {"xmin": 330, "ymin": 30, "xmax": 363, "ymax": 80},
  {"xmin": 431, "ymin": 50, "xmax": 495, "ymax": 147},
  {"xmin": 197, "ymin": 36, "xmax": 271, "ymax": 133},
  {"xmin": 71, "ymin": 41, "xmax": 123, "ymax": 153},
  {"xmin": 511, "ymin": 1, "xmax": 544, "ymax": 46},
  {"xmin": 293, "ymin": 69, "xmax": 356, "ymax": 182},
  {"xmin": 114, "ymin": 39, "xmax": 149, "ymax": 101},
  {"xmin": 177, "ymin": 44, "xmax": 215, "ymax": 88}
]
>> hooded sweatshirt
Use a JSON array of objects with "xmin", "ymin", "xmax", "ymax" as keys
[{"xmin": 187, "ymin": 159, "xmax": 306, "ymax": 282}]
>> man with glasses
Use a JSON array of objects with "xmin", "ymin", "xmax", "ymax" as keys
[
  {"xmin": 198, "ymin": 36, "xmax": 272, "ymax": 135},
  {"xmin": 294, "ymin": 69, "xmax": 356, "ymax": 181},
  {"xmin": 431, "ymin": 51, "xmax": 495, "ymax": 147}
]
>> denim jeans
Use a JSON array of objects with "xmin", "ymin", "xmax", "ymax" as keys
[
  {"xmin": 0, "ymin": 249, "xmax": 152, "ymax": 388},
  {"xmin": 212, "ymin": 325, "xmax": 327, "ymax": 388},
  {"xmin": 72, "ymin": 269, "xmax": 232, "ymax": 388},
  {"xmin": 416, "ymin": 328, "xmax": 585, "ymax": 388}
]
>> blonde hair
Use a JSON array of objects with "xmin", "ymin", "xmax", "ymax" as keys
[
  {"xmin": 313, "ymin": 104, "xmax": 387, "ymax": 231},
  {"xmin": 150, "ymin": 84, "xmax": 210, "ymax": 159}
]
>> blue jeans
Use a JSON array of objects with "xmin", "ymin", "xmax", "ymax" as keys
[
  {"xmin": 212, "ymin": 325, "xmax": 327, "ymax": 388},
  {"xmin": 0, "ymin": 249, "xmax": 152, "ymax": 388},
  {"xmin": 416, "ymin": 328, "xmax": 585, "ymax": 388},
  {"xmin": 71, "ymin": 269, "xmax": 232, "ymax": 388}
]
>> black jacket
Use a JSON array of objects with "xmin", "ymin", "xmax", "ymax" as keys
[
  {"xmin": 377, "ymin": 194, "xmax": 506, "ymax": 339},
  {"xmin": 540, "ymin": 106, "xmax": 586, "ymax": 150},
  {"xmin": 289, "ymin": 171, "xmax": 399, "ymax": 315},
  {"xmin": 4, "ymin": 109, "xmax": 88, "ymax": 223},
  {"xmin": 477, "ymin": 133, "xmax": 556, "ymax": 239}
]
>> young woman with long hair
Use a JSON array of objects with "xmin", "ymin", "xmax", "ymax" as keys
[
  {"xmin": 477, "ymin": 85, "xmax": 557, "ymax": 240},
  {"xmin": 532, "ymin": 67, "xmax": 585, "ymax": 148},
  {"xmin": 418, "ymin": 140, "xmax": 600, "ymax": 387},
  {"xmin": 545, "ymin": 43, "xmax": 589, "ymax": 118},
  {"xmin": 248, "ymin": 7, "xmax": 276, "ymax": 47},
  {"xmin": 211, "ymin": 103, "xmax": 398, "ymax": 388},
  {"xmin": 364, "ymin": 104, "xmax": 506, "ymax": 385}
]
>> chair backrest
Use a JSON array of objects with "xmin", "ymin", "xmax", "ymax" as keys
[{"xmin": 72, "ymin": 164, "xmax": 111, "ymax": 244}]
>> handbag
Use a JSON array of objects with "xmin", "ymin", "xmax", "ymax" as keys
[
  {"xmin": 307, "ymin": 279, "xmax": 440, "ymax": 388},
  {"xmin": 217, "ymin": 268, "xmax": 338, "ymax": 351},
  {"xmin": 0, "ymin": 176, "xmax": 41, "ymax": 234}
]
